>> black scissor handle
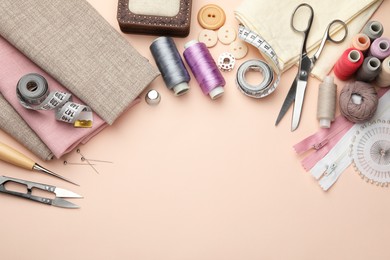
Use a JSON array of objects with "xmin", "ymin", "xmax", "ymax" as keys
[
  {"xmin": 326, "ymin": 19, "xmax": 348, "ymax": 44},
  {"xmin": 291, "ymin": 3, "xmax": 314, "ymax": 34}
]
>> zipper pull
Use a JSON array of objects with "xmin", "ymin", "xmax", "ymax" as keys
[
  {"xmin": 324, "ymin": 163, "xmax": 337, "ymax": 176},
  {"xmin": 312, "ymin": 139, "xmax": 329, "ymax": 150}
]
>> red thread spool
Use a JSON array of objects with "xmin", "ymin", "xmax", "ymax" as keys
[{"xmin": 334, "ymin": 48, "xmax": 364, "ymax": 81}]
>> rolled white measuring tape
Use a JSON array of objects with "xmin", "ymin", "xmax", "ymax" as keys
[
  {"xmin": 16, "ymin": 73, "xmax": 93, "ymax": 128},
  {"xmin": 236, "ymin": 25, "xmax": 281, "ymax": 98}
]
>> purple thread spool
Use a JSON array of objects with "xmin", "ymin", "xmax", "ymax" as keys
[
  {"xmin": 183, "ymin": 40, "xmax": 225, "ymax": 99},
  {"xmin": 369, "ymin": 37, "xmax": 390, "ymax": 60}
]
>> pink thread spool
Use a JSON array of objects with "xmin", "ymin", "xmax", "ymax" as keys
[
  {"xmin": 351, "ymin": 33, "xmax": 370, "ymax": 53},
  {"xmin": 183, "ymin": 40, "xmax": 225, "ymax": 99},
  {"xmin": 369, "ymin": 37, "xmax": 390, "ymax": 60}
]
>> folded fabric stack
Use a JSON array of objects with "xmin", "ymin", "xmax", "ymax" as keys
[{"xmin": 0, "ymin": 0, "xmax": 159, "ymax": 160}]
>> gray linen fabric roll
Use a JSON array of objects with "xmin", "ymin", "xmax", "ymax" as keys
[
  {"xmin": 0, "ymin": 0, "xmax": 159, "ymax": 125},
  {"xmin": 0, "ymin": 95, "xmax": 53, "ymax": 161}
]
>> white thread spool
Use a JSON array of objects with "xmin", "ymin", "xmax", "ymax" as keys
[{"xmin": 317, "ymin": 76, "xmax": 337, "ymax": 128}]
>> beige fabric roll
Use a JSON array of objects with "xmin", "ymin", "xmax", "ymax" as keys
[
  {"xmin": 0, "ymin": 95, "xmax": 53, "ymax": 161},
  {"xmin": 235, "ymin": 0, "xmax": 383, "ymax": 80},
  {"xmin": 0, "ymin": 0, "xmax": 159, "ymax": 125}
]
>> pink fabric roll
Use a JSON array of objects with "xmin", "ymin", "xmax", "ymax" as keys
[{"xmin": 0, "ymin": 37, "xmax": 108, "ymax": 158}]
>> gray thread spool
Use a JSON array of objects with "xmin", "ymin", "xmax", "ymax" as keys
[
  {"xmin": 356, "ymin": 56, "xmax": 381, "ymax": 82},
  {"xmin": 150, "ymin": 37, "xmax": 190, "ymax": 96},
  {"xmin": 362, "ymin": 21, "xmax": 383, "ymax": 42},
  {"xmin": 317, "ymin": 76, "xmax": 337, "ymax": 128}
]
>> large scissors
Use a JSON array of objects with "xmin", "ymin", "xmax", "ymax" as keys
[{"xmin": 275, "ymin": 3, "xmax": 348, "ymax": 131}]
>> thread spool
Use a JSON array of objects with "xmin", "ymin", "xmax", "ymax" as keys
[
  {"xmin": 150, "ymin": 37, "xmax": 190, "ymax": 96},
  {"xmin": 376, "ymin": 56, "xmax": 390, "ymax": 87},
  {"xmin": 317, "ymin": 76, "xmax": 337, "ymax": 128},
  {"xmin": 339, "ymin": 81, "xmax": 378, "ymax": 123},
  {"xmin": 334, "ymin": 48, "xmax": 364, "ymax": 81},
  {"xmin": 183, "ymin": 40, "xmax": 225, "ymax": 99},
  {"xmin": 368, "ymin": 37, "xmax": 390, "ymax": 60},
  {"xmin": 351, "ymin": 33, "xmax": 370, "ymax": 53},
  {"xmin": 356, "ymin": 56, "xmax": 381, "ymax": 82},
  {"xmin": 362, "ymin": 21, "xmax": 383, "ymax": 42}
]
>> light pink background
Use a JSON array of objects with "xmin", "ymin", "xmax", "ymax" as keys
[{"xmin": 1, "ymin": 1, "xmax": 389, "ymax": 259}]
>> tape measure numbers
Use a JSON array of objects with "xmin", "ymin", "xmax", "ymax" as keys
[
  {"xmin": 17, "ymin": 73, "xmax": 93, "ymax": 128},
  {"xmin": 236, "ymin": 26, "xmax": 281, "ymax": 98}
]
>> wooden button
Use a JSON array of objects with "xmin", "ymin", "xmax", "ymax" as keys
[
  {"xmin": 198, "ymin": 29, "xmax": 218, "ymax": 47},
  {"xmin": 217, "ymin": 25, "xmax": 236, "ymax": 45},
  {"xmin": 197, "ymin": 4, "xmax": 226, "ymax": 30},
  {"xmin": 229, "ymin": 40, "xmax": 248, "ymax": 59}
]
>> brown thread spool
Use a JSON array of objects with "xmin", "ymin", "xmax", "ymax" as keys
[{"xmin": 339, "ymin": 81, "xmax": 378, "ymax": 123}]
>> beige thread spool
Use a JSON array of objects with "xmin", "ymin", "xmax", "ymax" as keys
[
  {"xmin": 376, "ymin": 56, "xmax": 390, "ymax": 87},
  {"xmin": 317, "ymin": 76, "xmax": 337, "ymax": 128}
]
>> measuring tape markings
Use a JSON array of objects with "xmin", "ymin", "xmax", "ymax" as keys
[
  {"xmin": 17, "ymin": 73, "xmax": 93, "ymax": 128},
  {"xmin": 236, "ymin": 26, "xmax": 281, "ymax": 98}
]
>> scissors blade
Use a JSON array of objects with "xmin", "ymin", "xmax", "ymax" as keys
[
  {"xmin": 54, "ymin": 187, "xmax": 83, "ymax": 198},
  {"xmin": 291, "ymin": 79, "xmax": 308, "ymax": 131},
  {"xmin": 275, "ymin": 76, "xmax": 298, "ymax": 126},
  {"xmin": 52, "ymin": 197, "xmax": 80, "ymax": 209}
]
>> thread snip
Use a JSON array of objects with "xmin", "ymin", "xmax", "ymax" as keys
[
  {"xmin": 362, "ymin": 21, "xmax": 384, "ymax": 42},
  {"xmin": 356, "ymin": 56, "xmax": 381, "ymax": 82},
  {"xmin": 351, "ymin": 33, "xmax": 370, "ymax": 53},
  {"xmin": 317, "ymin": 76, "xmax": 337, "ymax": 128},
  {"xmin": 376, "ymin": 56, "xmax": 390, "ymax": 87},
  {"xmin": 183, "ymin": 40, "xmax": 226, "ymax": 99},
  {"xmin": 339, "ymin": 81, "xmax": 378, "ymax": 123},
  {"xmin": 334, "ymin": 48, "xmax": 364, "ymax": 80},
  {"xmin": 368, "ymin": 37, "xmax": 390, "ymax": 60},
  {"xmin": 150, "ymin": 36, "xmax": 190, "ymax": 96}
]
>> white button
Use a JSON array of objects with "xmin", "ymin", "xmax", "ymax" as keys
[
  {"xmin": 217, "ymin": 25, "xmax": 236, "ymax": 45},
  {"xmin": 229, "ymin": 40, "xmax": 248, "ymax": 59},
  {"xmin": 198, "ymin": 29, "xmax": 218, "ymax": 48}
]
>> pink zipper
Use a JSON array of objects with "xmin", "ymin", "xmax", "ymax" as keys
[
  {"xmin": 294, "ymin": 87, "xmax": 389, "ymax": 171},
  {"xmin": 293, "ymin": 115, "xmax": 352, "ymax": 154},
  {"xmin": 301, "ymin": 125, "xmax": 351, "ymax": 170}
]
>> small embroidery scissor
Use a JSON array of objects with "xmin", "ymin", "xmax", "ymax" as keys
[{"xmin": 0, "ymin": 176, "xmax": 82, "ymax": 208}]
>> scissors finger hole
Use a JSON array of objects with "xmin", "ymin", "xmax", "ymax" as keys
[
  {"xmin": 291, "ymin": 4, "xmax": 313, "ymax": 32},
  {"xmin": 327, "ymin": 20, "xmax": 348, "ymax": 43}
]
